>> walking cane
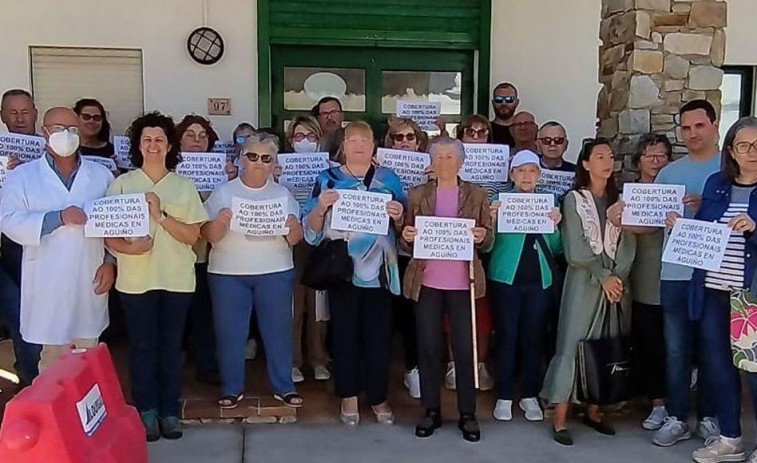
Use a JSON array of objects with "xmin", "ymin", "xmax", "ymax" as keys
[{"xmin": 469, "ymin": 259, "xmax": 479, "ymax": 389}]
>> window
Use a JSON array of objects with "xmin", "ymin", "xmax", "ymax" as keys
[
  {"xmin": 30, "ymin": 47, "xmax": 144, "ymax": 137},
  {"xmin": 719, "ymin": 66, "xmax": 755, "ymax": 141}
]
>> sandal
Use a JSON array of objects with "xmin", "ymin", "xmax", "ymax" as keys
[
  {"xmin": 217, "ymin": 393, "xmax": 244, "ymax": 409},
  {"xmin": 274, "ymin": 392, "xmax": 304, "ymax": 408}
]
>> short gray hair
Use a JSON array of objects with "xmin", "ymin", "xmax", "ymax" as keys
[
  {"xmin": 242, "ymin": 132, "xmax": 280, "ymax": 161},
  {"xmin": 427, "ymin": 135, "xmax": 466, "ymax": 163}
]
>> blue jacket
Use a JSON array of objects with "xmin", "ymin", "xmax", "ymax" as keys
[{"xmin": 690, "ymin": 172, "xmax": 757, "ymax": 319}]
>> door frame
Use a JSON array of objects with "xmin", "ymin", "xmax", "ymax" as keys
[{"xmin": 256, "ymin": 0, "xmax": 492, "ymax": 126}]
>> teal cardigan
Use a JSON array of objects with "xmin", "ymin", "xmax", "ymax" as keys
[{"xmin": 485, "ymin": 228, "xmax": 563, "ymax": 289}]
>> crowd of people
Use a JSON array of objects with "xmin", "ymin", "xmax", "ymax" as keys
[{"xmin": 1, "ymin": 82, "xmax": 757, "ymax": 463}]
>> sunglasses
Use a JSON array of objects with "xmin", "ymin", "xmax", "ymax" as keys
[
  {"xmin": 538, "ymin": 137, "xmax": 566, "ymax": 146},
  {"xmin": 243, "ymin": 152, "xmax": 273, "ymax": 163},
  {"xmin": 464, "ymin": 127, "xmax": 489, "ymax": 138},
  {"xmin": 235, "ymin": 134, "xmax": 252, "ymax": 145},
  {"xmin": 492, "ymin": 95, "xmax": 516, "ymax": 104},
  {"xmin": 293, "ymin": 133, "xmax": 318, "ymax": 142},
  {"xmin": 391, "ymin": 133, "xmax": 416, "ymax": 143},
  {"xmin": 80, "ymin": 113, "xmax": 103, "ymax": 122}
]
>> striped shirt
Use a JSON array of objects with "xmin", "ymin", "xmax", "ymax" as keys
[{"xmin": 705, "ymin": 184, "xmax": 756, "ymax": 291}]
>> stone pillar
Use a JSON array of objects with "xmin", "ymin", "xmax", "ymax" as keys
[{"xmin": 597, "ymin": 0, "xmax": 727, "ymax": 179}]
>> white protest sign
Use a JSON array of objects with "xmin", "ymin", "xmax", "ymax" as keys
[
  {"xmin": 277, "ymin": 152, "xmax": 330, "ymax": 206},
  {"xmin": 540, "ymin": 169, "xmax": 575, "ymax": 196},
  {"xmin": 0, "ymin": 133, "xmax": 45, "ymax": 163},
  {"xmin": 211, "ymin": 140, "xmax": 236, "ymax": 156},
  {"xmin": 230, "ymin": 196, "xmax": 289, "ymax": 236},
  {"xmin": 176, "ymin": 152, "xmax": 227, "ymax": 192},
  {"xmin": 622, "ymin": 183, "xmax": 685, "ymax": 227},
  {"xmin": 82, "ymin": 155, "xmax": 118, "ymax": 172},
  {"xmin": 113, "ymin": 136, "xmax": 133, "ymax": 169},
  {"xmin": 662, "ymin": 218, "xmax": 731, "ymax": 271},
  {"xmin": 497, "ymin": 193, "xmax": 554, "ymax": 234},
  {"xmin": 76, "ymin": 384, "xmax": 107, "ymax": 437},
  {"xmin": 376, "ymin": 148, "xmax": 430, "ymax": 192},
  {"xmin": 396, "ymin": 100, "xmax": 442, "ymax": 131},
  {"xmin": 84, "ymin": 194, "xmax": 149, "ymax": 238},
  {"xmin": 331, "ymin": 189, "xmax": 391, "ymax": 235},
  {"xmin": 0, "ymin": 156, "xmax": 8, "ymax": 198},
  {"xmin": 413, "ymin": 216, "xmax": 475, "ymax": 261},
  {"xmin": 460, "ymin": 144, "xmax": 509, "ymax": 183}
]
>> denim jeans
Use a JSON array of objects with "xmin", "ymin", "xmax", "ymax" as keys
[
  {"xmin": 208, "ymin": 270, "xmax": 295, "ymax": 397},
  {"xmin": 660, "ymin": 280, "xmax": 715, "ymax": 423},
  {"xmin": 189, "ymin": 263, "xmax": 217, "ymax": 377},
  {"xmin": 0, "ymin": 264, "xmax": 40, "ymax": 385},
  {"xmin": 120, "ymin": 290, "xmax": 192, "ymax": 417},
  {"xmin": 489, "ymin": 280, "xmax": 551, "ymax": 400}
]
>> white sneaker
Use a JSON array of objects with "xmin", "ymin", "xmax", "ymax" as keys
[
  {"xmin": 652, "ymin": 417, "xmax": 692, "ymax": 447},
  {"xmin": 692, "ymin": 436, "xmax": 745, "ymax": 463},
  {"xmin": 291, "ymin": 367, "xmax": 304, "ymax": 383},
  {"xmin": 493, "ymin": 399, "xmax": 513, "ymax": 421},
  {"xmin": 403, "ymin": 367, "xmax": 421, "ymax": 399},
  {"xmin": 748, "ymin": 449, "xmax": 757, "ymax": 463},
  {"xmin": 477, "ymin": 363, "xmax": 494, "ymax": 391},
  {"xmin": 313, "ymin": 365, "xmax": 331, "ymax": 381},
  {"xmin": 643, "ymin": 405, "xmax": 668, "ymax": 431},
  {"xmin": 519, "ymin": 398, "xmax": 544, "ymax": 422},
  {"xmin": 697, "ymin": 417, "xmax": 721, "ymax": 444},
  {"xmin": 245, "ymin": 338, "xmax": 258, "ymax": 360},
  {"xmin": 445, "ymin": 362, "xmax": 456, "ymax": 390}
]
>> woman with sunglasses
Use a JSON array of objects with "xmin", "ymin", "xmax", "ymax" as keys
[
  {"xmin": 105, "ymin": 112, "xmax": 208, "ymax": 441},
  {"xmin": 74, "ymin": 98, "xmax": 114, "ymax": 159},
  {"xmin": 202, "ymin": 133, "xmax": 304, "ymax": 410},
  {"xmin": 283, "ymin": 116, "xmax": 331, "ymax": 384}
]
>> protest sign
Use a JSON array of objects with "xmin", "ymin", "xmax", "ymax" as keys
[
  {"xmin": 211, "ymin": 140, "xmax": 235, "ymax": 156},
  {"xmin": 621, "ymin": 183, "xmax": 685, "ymax": 227},
  {"xmin": 176, "ymin": 152, "xmax": 227, "ymax": 192},
  {"xmin": 83, "ymin": 156, "xmax": 118, "ymax": 172},
  {"xmin": 539, "ymin": 169, "xmax": 574, "ymax": 196},
  {"xmin": 413, "ymin": 216, "xmax": 475, "ymax": 261},
  {"xmin": 230, "ymin": 196, "xmax": 289, "ymax": 236},
  {"xmin": 331, "ymin": 189, "xmax": 391, "ymax": 235},
  {"xmin": 113, "ymin": 136, "xmax": 133, "ymax": 169},
  {"xmin": 396, "ymin": 100, "xmax": 442, "ymax": 131},
  {"xmin": 460, "ymin": 144, "xmax": 509, "ymax": 183},
  {"xmin": 376, "ymin": 148, "xmax": 430, "ymax": 192},
  {"xmin": 662, "ymin": 218, "xmax": 731, "ymax": 271},
  {"xmin": 277, "ymin": 152, "xmax": 330, "ymax": 206},
  {"xmin": 0, "ymin": 133, "xmax": 45, "ymax": 163},
  {"xmin": 0, "ymin": 156, "xmax": 8, "ymax": 198},
  {"xmin": 497, "ymin": 193, "xmax": 554, "ymax": 234},
  {"xmin": 84, "ymin": 194, "xmax": 149, "ymax": 238}
]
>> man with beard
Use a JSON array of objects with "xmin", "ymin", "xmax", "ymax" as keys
[{"xmin": 489, "ymin": 82, "xmax": 519, "ymax": 147}]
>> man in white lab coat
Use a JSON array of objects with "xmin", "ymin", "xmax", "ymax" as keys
[{"xmin": 1, "ymin": 107, "xmax": 115, "ymax": 371}]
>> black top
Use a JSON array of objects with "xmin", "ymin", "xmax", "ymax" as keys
[
  {"xmin": 513, "ymin": 234, "xmax": 542, "ymax": 286},
  {"xmin": 490, "ymin": 121, "xmax": 515, "ymax": 147},
  {"xmin": 80, "ymin": 142, "xmax": 115, "ymax": 158},
  {"xmin": 539, "ymin": 157, "xmax": 576, "ymax": 173}
]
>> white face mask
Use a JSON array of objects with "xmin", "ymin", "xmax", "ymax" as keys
[
  {"xmin": 48, "ymin": 130, "xmax": 79, "ymax": 157},
  {"xmin": 293, "ymin": 140, "xmax": 318, "ymax": 153}
]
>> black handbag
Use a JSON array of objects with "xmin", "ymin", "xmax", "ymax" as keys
[
  {"xmin": 576, "ymin": 301, "xmax": 634, "ymax": 405},
  {"xmin": 300, "ymin": 165, "xmax": 376, "ymax": 290}
]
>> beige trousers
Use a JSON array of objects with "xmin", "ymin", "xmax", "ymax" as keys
[{"xmin": 39, "ymin": 338, "xmax": 98, "ymax": 372}]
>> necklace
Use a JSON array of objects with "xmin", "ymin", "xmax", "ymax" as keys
[{"xmin": 343, "ymin": 164, "xmax": 368, "ymax": 190}]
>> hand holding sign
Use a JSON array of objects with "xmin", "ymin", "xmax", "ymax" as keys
[
  {"xmin": 621, "ymin": 183, "xmax": 684, "ymax": 227},
  {"xmin": 62, "ymin": 206, "xmax": 88, "ymax": 226},
  {"xmin": 84, "ymin": 194, "xmax": 149, "ymax": 238},
  {"xmin": 662, "ymin": 218, "xmax": 731, "ymax": 271}
]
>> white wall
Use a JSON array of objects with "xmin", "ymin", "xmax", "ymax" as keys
[
  {"xmin": 489, "ymin": 0, "xmax": 602, "ymax": 162},
  {"xmin": 0, "ymin": 0, "xmax": 257, "ymax": 139},
  {"xmin": 725, "ymin": 0, "xmax": 757, "ymax": 66}
]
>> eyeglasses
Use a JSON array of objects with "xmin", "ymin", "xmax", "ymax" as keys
[
  {"xmin": 641, "ymin": 154, "xmax": 669, "ymax": 162},
  {"xmin": 391, "ymin": 132, "xmax": 416, "ymax": 143},
  {"xmin": 235, "ymin": 134, "xmax": 252, "ymax": 145},
  {"xmin": 243, "ymin": 152, "xmax": 273, "ymax": 163},
  {"xmin": 45, "ymin": 124, "xmax": 79, "ymax": 134},
  {"xmin": 80, "ymin": 113, "xmax": 103, "ymax": 122},
  {"xmin": 733, "ymin": 141, "xmax": 757, "ymax": 155},
  {"xmin": 319, "ymin": 109, "xmax": 343, "ymax": 118},
  {"xmin": 492, "ymin": 95, "xmax": 516, "ymax": 104},
  {"xmin": 538, "ymin": 137, "xmax": 566, "ymax": 146},
  {"xmin": 464, "ymin": 127, "xmax": 488, "ymax": 138},
  {"xmin": 183, "ymin": 131, "xmax": 207, "ymax": 140},
  {"xmin": 293, "ymin": 133, "xmax": 318, "ymax": 143}
]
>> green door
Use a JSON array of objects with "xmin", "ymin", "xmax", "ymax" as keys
[{"xmin": 270, "ymin": 45, "xmax": 474, "ymax": 138}]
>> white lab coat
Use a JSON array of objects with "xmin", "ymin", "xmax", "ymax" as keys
[{"xmin": 0, "ymin": 156, "xmax": 114, "ymax": 345}]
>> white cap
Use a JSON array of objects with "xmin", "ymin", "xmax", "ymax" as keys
[{"xmin": 510, "ymin": 150, "xmax": 540, "ymax": 169}]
